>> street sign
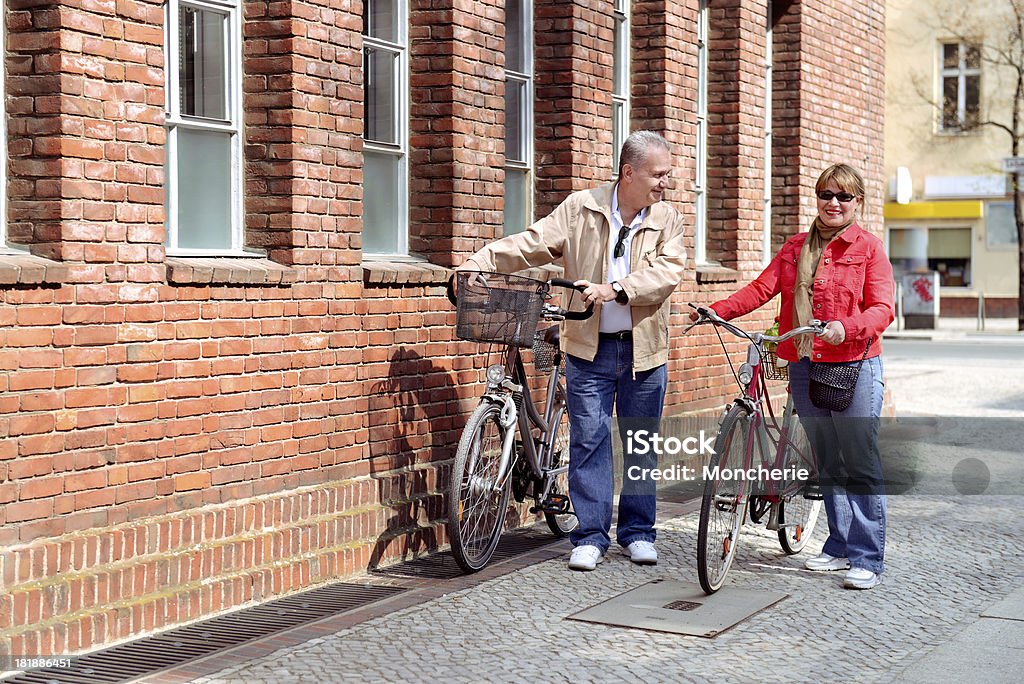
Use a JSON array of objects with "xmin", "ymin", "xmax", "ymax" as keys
[{"xmin": 1002, "ymin": 157, "xmax": 1024, "ymax": 173}]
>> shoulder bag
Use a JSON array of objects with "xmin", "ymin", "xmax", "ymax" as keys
[{"xmin": 808, "ymin": 338, "xmax": 872, "ymax": 412}]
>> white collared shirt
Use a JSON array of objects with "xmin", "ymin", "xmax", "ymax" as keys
[{"xmin": 601, "ymin": 185, "xmax": 646, "ymax": 333}]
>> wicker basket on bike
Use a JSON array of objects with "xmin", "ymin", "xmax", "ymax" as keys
[
  {"xmin": 761, "ymin": 320, "xmax": 790, "ymax": 382},
  {"xmin": 453, "ymin": 271, "xmax": 548, "ymax": 348}
]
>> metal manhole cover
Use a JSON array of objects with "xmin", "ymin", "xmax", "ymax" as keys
[{"xmin": 567, "ymin": 579, "xmax": 787, "ymax": 638}]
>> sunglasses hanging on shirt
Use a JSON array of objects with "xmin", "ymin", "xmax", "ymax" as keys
[{"xmin": 613, "ymin": 225, "xmax": 630, "ymax": 259}]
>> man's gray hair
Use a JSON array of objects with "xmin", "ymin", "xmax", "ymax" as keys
[{"xmin": 618, "ymin": 130, "xmax": 670, "ymax": 176}]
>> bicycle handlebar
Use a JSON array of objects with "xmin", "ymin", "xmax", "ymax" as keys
[
  {"xmin": 686, "ymin": 304, "xmax": 826, "ymax": 344},
  {"xmin": 546, "ymin": 278, "xmax": 594, "ymax": 320}
]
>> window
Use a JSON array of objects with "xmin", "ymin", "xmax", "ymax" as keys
[
  {"xmin": 939, "ymin": 41, "xmax": 980, "ymax": 132},
  {"xmin": 504, "ymin": 0, "xmax": 533, "ymax": 236},
  {"xmin": 0, "ymin": 2, "xmax": 6, "ymax": 250},
  {"xmin": 986, "ymin": 201, "xmax": 1018, "ymax": 248},
  {"xmin": 612, "ymin": 0, "xmax": 630, "ymax": 174},
  {"xmin": 694, "ymin": 0, "xmax": 709, "ymax": 263},
  {"xmin": 165, "ymin": 0, "xmax": 244, "ymax": 253},
  {"xmin": 762, "ymin": 0, "xmax": 773, "ymax": 265},
  {"xmin": 889, "ymin": 226, "xmax": 972, "ymax": 287},
  {"xmin": 363, "ymin": 0, "xmax": 409, "ymax": 255}
]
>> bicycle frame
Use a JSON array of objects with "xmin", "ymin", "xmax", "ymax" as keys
[
  {"xmin": 483, "ymin": 342, "xmax": 566, "ymax": 490},
  {"xmin": 736, "ymin": 344, "xmax": 811, "ymax": 500}
]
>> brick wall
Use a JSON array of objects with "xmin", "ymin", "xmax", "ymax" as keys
[{"xmin": 0, "ymin": 0, "xmax": 886, "ymax": 660}]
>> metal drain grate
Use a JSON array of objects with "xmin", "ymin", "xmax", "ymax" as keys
[
  {"xmin": 663, "ymin": 600, "xmax": 701, "ymax": 612},
  {"xmin": 372, "ymin": 524, "xmax": 569, "ymax": 580},
  {"xmin": 1, "ymin": 583, "xmax": 406, "ymax": 684}
]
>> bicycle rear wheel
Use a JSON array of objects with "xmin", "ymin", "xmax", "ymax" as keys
[
  {"xmin": 697, "ymin": 404, "xmax": 752, "ymax": 594},
  {"xmin": 777, "ymin": 413, "xmax": 822, "ymax": 554},
  {"xmin": 543, "ymin": 406, "xmax": 578, "ymax": 537},
  {"xmin": 448, "ymin": 401, "xmax": 513, "ymax": 573}
]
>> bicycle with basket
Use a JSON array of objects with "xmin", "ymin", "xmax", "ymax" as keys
[{"xmin": 445, "ymin": 271, "xmax": 593, "ymax": 573}]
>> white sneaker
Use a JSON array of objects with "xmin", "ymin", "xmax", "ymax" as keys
[
  {"xmin": 844, "ymin": 567, "xmax": 881, "ymax": 590},
  {"xmin": 568, "ymin": 545, "xmax": 604, "ymax": 571},
  {"xmin": 804, "ymin": 552, "xmax": 851, "ymax": 572},
  {"xmin": 623, "ymin": 540, "xmax": 658, "ymax": 565}
]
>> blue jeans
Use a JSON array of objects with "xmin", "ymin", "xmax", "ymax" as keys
[
  {"xmin": 565, "ymin": 339, "xmax": 667, "ymax": 552},
  {"xmin": 789, "ymin": 356, "xmax": 887, "ymax": 574}
]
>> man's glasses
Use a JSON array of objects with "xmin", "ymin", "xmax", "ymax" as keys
[
  {"xmin": 613, "ymin": 225, "xmax": 629, "ymax": 259},
  {"xmin": 816, "ymin": 190, "xmax": 857, "ymax": 203}
]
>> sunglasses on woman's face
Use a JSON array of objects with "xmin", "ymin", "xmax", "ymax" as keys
[{"xmin": 816, "ymin": 190, "xmax": 857, "ymax": 203}]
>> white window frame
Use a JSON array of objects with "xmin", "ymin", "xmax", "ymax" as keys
[
  {"xmin": 362, "ymin": 0, "xmax": 409, "ymax": 257},
  {"xmin": 612, "ymin": 0, "xmax": 630, "ymax": 175},
  {"xmin": 694, "ymin": 0, "xmax": 709, "ymax": 264},
  {"xmin": 504, "ymin": 0, "xmax": 534, "ymax": 235},
  {"xmin": 762, "ymin": 0, "xmax": 773, "ymax": 266},
  {"xmin": 938, "ymin": 41, "xmax": 981, "ymax": 133},
  {"xmin": 164, "ymin": 0, "xmax": 245, "ymax": 255},
  {"xmin": 0, "ymin": 2, "xmax": 7, "ymax": 251}
]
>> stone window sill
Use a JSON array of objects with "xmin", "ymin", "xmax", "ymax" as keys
[
  {"xmin": 696, "ymin": 264, "xmax": 740, "ymax": 284},
  {"xmin": 166, "ymin": 257, "xmax": 298, "ymax": 286},
  {"xmin": 362, "ymin": 259, "xmax": 452, "ymax": 285},
  {"xmin": 362, "ymin": 259, "xmax": 565, "ymax": 286},
  {"xmin": 0, "ymin": 252, "xmax": 68, "ymax": 286}
]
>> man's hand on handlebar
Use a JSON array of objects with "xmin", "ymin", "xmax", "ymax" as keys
[{"xmin": 574, "ymin": 280, "xmax": 617, "ymax": 307}]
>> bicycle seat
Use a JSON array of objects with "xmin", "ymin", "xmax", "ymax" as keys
[{"xmin": 541, "ymin": 325, "xmax": 560, "ymax": 346}]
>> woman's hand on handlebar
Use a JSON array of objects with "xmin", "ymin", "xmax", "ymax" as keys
[
  {"xmin": 573, "ymin": 280, "xmax": 616, "ymax": 307},
  {"xmin": 687, "ymin": 304, "xmax": 716, "ymax": 323},
  {"xmin": 820, "ymin": 320, "xmax": 846, "ymax": 345}
]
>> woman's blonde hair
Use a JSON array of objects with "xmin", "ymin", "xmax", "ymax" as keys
[{"xmin": 815, "ymin": 163, "xmax": 865, "ymax": 198}]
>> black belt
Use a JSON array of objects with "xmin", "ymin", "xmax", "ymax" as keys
[{"xmin": 599, "ymin": 331, "xmax": 633, "ymax": 341}]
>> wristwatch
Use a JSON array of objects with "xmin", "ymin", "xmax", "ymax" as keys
[{"xmin": 611, "ymin": 282, "xmax": 629, "ymax": 305}]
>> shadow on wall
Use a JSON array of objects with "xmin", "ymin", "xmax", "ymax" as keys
[{"xmin": 366, "ymin": 347, "xmax": 464, "ymax": 569}]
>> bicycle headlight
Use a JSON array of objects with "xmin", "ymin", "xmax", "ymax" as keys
[
  {"xmin": 738, "ymin": 363, "xmax": 753, "ymax": 386},
  {"xmin": 485, "ymin": 364, "xmax": 506, "ymax": 385}
]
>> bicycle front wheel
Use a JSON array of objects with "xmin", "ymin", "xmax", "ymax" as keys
[
  {"xmin": 697, "ymin": 404, "xmax": 752, "ymax": 594},
  {"xmin": 448, "ymin": 401, "xmax": 513, "ymax": 573},
  {"xmin": 543, "ymin": 406, "xmax": 578, "ymax": 537},
  {"xmin": 777, "ymin": 413, "xmax": 822, "ymax": 554}
]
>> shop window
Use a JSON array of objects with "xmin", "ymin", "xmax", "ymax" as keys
[{"xmin": 889, "ymin": 226, "xmax": 972, "ymax": 287}]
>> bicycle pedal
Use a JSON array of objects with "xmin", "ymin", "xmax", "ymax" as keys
[
  {"xmin": 537, "ymin": 494, "xmax": 571, "ymax": 515},
  {"xmin": 765, "ymin": 503, "xmax": 781, "ymax": 531},
  {"xmin": 803, "ymin": 485, "xmax": 824, "ymax": 500}
]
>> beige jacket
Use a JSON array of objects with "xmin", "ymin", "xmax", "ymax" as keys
[{"xmin": 460, "ymin": 183, "xmax": 688, "ymax": 371}]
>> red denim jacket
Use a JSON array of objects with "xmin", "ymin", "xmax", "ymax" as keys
[{"xmin": 710, "ymin": 223, "xmax": 895, "ymax": 363}]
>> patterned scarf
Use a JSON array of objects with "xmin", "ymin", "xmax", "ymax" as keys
[{"xmin": 793, "ymin": 216, "xmax": 853, "ymax": 359}]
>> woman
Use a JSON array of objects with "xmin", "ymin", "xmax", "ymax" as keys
[{"xmin": 695, "ymin": 163, "xmax": 895, "ymax": 590}]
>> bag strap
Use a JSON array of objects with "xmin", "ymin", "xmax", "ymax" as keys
[{"xmin": 853, "ymin": 336, "xmax": 873, "ymax": 369}]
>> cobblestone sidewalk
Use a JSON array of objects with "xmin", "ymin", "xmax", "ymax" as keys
[{"xmin": 183, "ymin": 494, "xmax": 1023, "ymax": 684}]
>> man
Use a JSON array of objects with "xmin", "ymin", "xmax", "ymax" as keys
[{"xmin": 459, "ymin": 131, "xmax": 687, "ymax": 571}]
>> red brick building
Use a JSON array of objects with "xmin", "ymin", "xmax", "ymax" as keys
[{"xmin": 0, "ymin": 0, "xmax": 885, "ymax": 659}]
